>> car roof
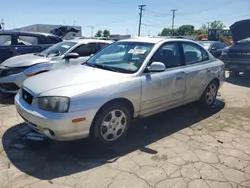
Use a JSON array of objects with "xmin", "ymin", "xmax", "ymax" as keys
[
  {"xmin": 0, "ymin": 30, "xmax": 59, "ymax": 38},
  {"xmin": 66, "ymin": 39, "xmax": 113, "ymax": 44},
  {"xmin": 118, "ymin": 37, "xmax": 198, "ymax": 44}
]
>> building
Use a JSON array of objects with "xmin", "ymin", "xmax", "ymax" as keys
[{"xmin": 10, "ymin": 24, "xmax": 82, "ymax": 39}]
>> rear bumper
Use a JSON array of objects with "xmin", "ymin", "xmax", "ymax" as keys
[
  {"xmin": 0, "ymin": 72, "xmax": 28, "ymax": 93},
  {"xmin": 220, "ymin": 56, "xmax": 250, "ymax": 72}
]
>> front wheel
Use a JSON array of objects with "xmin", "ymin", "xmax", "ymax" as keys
[
  {"xmin": 199, "ymin": 80, "xmax": 218, "ymax": 107},
  {"xmin": 91, "ymin": 103, "xmax": 132, "ymax": 145}
]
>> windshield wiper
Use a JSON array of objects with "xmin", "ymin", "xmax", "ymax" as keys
[{"xmin": 84, "ymin": 63, "xmax": 120, "ymax": 72}]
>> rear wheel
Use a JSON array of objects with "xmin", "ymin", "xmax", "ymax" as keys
[
  {"xmin": 91, "ymin": 103, "xmax": 131, "ymax": 145},
  {"xmin": 199, "ymin": 80, "xmax": 218, "ymax": 107}
]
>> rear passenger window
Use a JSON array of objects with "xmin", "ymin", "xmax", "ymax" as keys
[
  {"xmin": 152, "ymin": 43, "xmax": 181, "ymax": 68},
  {"xmin": 182, "ymin": 43, "xmax": 203, "ymax": 65},
  {"xmin": 201, "ymin": 48, "xmax": 209, "ymax": 61},
  {"xmin": 218, "ymin": 43, "xmax": 227, "ymax": 49},
  {"xmin": 17, "ymin": 35, "xmax": 38, "ymax": 45}
]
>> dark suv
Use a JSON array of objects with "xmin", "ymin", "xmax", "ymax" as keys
[
  {"xmin": 0, "ymin": 31, "xmax": 62, "ymax": 63},
  {"xmin": 220, "ymin": 19, "xmax": 250, "ymax": 76}
]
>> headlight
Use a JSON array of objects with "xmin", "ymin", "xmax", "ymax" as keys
[
  {"xmin": 38, "ymin": 97, "xmax": 70, "ymax": 113},
  {"xmin": 6, "ymin": 68, "xmax": 26, "ymax": 76}
]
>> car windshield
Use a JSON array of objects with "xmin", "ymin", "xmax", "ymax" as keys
[
  {"xmin": 38, "ymin": 41, "xmax": 77, "ymax": 57},
  {"xmin": 237, "ymin": 37, "xmax": 250, "ymax": 44},
  {"xmin": 198, "ymin": 42, "xmax": 212, "ymax": 50},
  {"xmin": 85, "ymin": 41, "xmax": 154, "ymax": 73}
]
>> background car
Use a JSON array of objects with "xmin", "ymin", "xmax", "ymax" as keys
[
  {"xmin": 197, "ymin": 41, "xmax": 228, "ymax": 58},
  {"xmin": 0, "ymin": 31, "xmax": 62, "ymax": 63},
  {"xmin": 220, "ymin": 19, "xmax": 250, "ymax": 76},
  {"xmin": 15, "ymin": 37, "xmax": 225, "ymax": 145},
  {"xmin": 0, "ymin": 39, "xmax": 112, "ymax": 93}
]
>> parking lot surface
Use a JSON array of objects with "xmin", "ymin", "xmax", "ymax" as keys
[{"xmin": 0, "ymin": 75, "xmax": 250, "ymax": 188}]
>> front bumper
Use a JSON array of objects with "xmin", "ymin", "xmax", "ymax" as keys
[
  {"xmin": 0, "ymin": 72, "xmax": 28, "ymax": 93},
  {"xmin": 15, "ymin": 92, "xmax": 98, "ymax": 141}
]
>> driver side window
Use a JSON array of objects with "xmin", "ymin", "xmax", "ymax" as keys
[
  {"xmin": 72, "ymin": 43, "xmax": 98, "ymax": 57},
  {"xmin": 151, "ymin": 43, "xmax": 181, "ymax": 68}
]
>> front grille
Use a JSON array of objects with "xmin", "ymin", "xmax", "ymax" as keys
[
  {"xmin": 22, "ymin": 89, "xmax": 33, "ymax": 105},
  {"xmin": 0, "ymin": 83, "xmax": 19, "ymax": 91}
]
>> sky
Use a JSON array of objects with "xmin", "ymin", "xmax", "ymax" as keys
[{"xmin": 1, "ymin": 0, "xmax": 250, "ymax": 37}]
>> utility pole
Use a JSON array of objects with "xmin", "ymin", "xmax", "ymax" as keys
[
  {"xmin": 171, "ymin": 9, "xmax": 177, "ymax": 36},
  {"xmin": 148, "ymin": 30, "xmax": 150, "ymax": 36},
  {"xmin": 138, "ymin": 5, "xmax": 146, "ymax": 36},
  {"xmin": 1, "ymin": 19, "xmax": 4, "ymax": 30},
  {"xmin": 207, "ymin": 22, "xmax": 210, "ymax": 34},
  {"xmin": 91, "ymin": 26, "xmax": 94, "ymax": 38}
]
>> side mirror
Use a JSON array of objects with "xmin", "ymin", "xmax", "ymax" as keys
[
  {"xmin": 147, "ymin": 62, "xmax": 166, "ymax": 72},
  {"xmin": 64, "ymin": 53, "xmax": 79, "ymax": 59}
]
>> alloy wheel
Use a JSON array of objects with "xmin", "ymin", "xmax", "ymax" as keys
[
  {"xmin": 100, "ymin": 109, "xmax": 127, "ymax": 141},
  {"xmin": 206, "ymin": 84, "xmax": 217, "ymax": 105}
]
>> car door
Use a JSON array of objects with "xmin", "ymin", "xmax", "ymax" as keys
[
  {"xmin": 181, "ymin": 42, "xmax": 210, "ymax": 103},
  {"xmin": 14, "ymin": 34, "xmax": 42, "ymax": 56},
  {"xmin": 140, "ymin": 42, "xmax": 186, "ymax": 116},
  {"xmin": 67, "ymin": 43, "xmax": 99, "ymax": 65},
  {"xmin": 0, "ymin": 33, "xmax": 16, "ymax": 63}
]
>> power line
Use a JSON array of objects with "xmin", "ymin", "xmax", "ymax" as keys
[
  {"xmin": 171, "ymin": 9, "xmax": 177, "ymax": 36},
  {"xmin": 138, "ymin": 5, "xmax": 146, "ymax": 36}
]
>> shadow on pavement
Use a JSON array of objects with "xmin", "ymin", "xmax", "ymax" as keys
[
  {"xmin": 0, "ymin": 92, "xmax": 15, "ymax": 105},
  {"xmin": 226, "ymin": 74, "xmax": 250, "ymax": 88},
  {"xmin": 2, "ymin": 100, "xmax": 225, "ymax": 180}
]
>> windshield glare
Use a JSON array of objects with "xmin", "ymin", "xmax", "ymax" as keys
[
  {"xmin": 86, "ymin": 42, "xmax": 154, "ymax": 73},
  {"xmin": 39, "ymin": 41, "xmax": 77, "ymax": 57}
]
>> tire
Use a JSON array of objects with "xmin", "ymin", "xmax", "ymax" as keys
[
  {"xmin": 91, "ymin": 102, "xmax": 132, "ymax": 145},
  {"xmin": 199, "ymin": 80, "xmax": 218, "ymax": 107}
]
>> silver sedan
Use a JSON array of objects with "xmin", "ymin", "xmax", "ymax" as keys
[
  {"xmin": 0, "ymin": 39, "xmax": 112, "ymax": 93},
  {"xmin": 15, "ymin": 37, "xmax": 225, "ymax": 145}
]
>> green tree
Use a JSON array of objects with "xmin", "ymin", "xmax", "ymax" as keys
[
  {"xmin": 177, "ymin": 25, "xmax": 195, "ymax": 35},
  {"xmin": 103, "ymin": 29, "xmax": 110, "ymax": 37},
  {"xmin": 161, "ymin": 28, "xmax": 172, "ymax": 36},
  {"xmin": 95, "ymin": 30, "xmax": 103, "ymax": 37},
  {"xmin": 210, "ymin": 21, "xmax": 226, "ymax": 29},
  {"xmin": 200, "ymin": 24, "xmax": 208, "ymax": 33}
]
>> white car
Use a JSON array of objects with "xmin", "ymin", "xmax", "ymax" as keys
[
  {"xmin": 15, "ymin": 37, "xmax": 225, "ymax": 145},
  {"xmin": 0, "ymin": 39, "xmax": 112, "ymax": 93}
]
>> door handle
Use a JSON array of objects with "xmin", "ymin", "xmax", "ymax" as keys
[{"xmin": 176, "ymin": 76, "xmax": 183, "ymax": 80}]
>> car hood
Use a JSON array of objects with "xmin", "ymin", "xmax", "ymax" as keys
[
  {"xmin": 1, "ymin": 53, "xmax": 51, "ymax": 68},
  {"xmin": 23, "ymin": 65, "xmax": 130, "ymax": 96},
  {"xmin": 230, "ymin": 19, "xmax": 250, "ymax": 42}
]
